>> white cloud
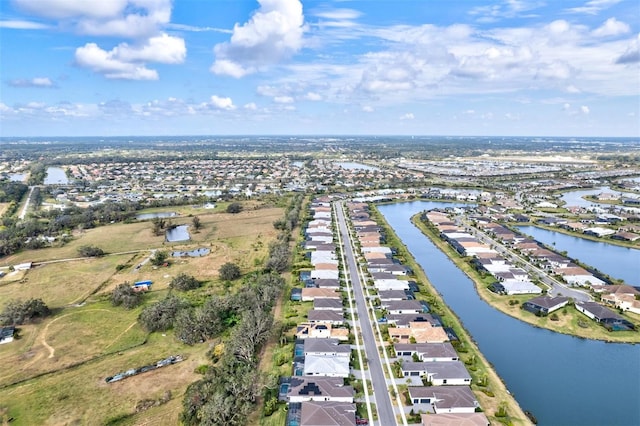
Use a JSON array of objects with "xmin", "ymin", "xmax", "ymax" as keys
[
  {"xmin": 400, "ymin": 113, "xmax": 415, "ymax": 120},
  {"xmin": 581, "ymin": 105, "xmax": 590, "ymax": 114},
  {"xmin": 211, "ymin": 0, "xmax": 306, "ymax": 77},
  {"xmin": 304, "ymin": 92, "xmax": 322, "ymax": 101},
  {"xmin": 274, "ymin": 96, "xmax": 294, "ymax": 103},
  {"xmin": 616, "ymin": 34, "xmax": 640, "ymax": 64},
  {"xmin": 114, "ymin": 34, "xmax": 186, "ymax": 64},
  {"xmin": 244, "ymin": 102, "xmax": 257, "ymax": 110},
  {"xmin": 565, "ymin": 85, "xmax": 581, "ymax": 93},
  {"xmin": 0, "ymin": 19, "xmax": 51, "ymax": 29},
  {"xmin": 75, "ymin": 43, "xmax": 158, "ymax": 80},
  {"xmin": 74, "ymin": 34, "xmax": 185, "ymax": 79},
  {"xmin": 13, "ymin": 0, "xmax": 128, "ymax": 19},
  {"xmin": 592, "ymin": 18, "xmax": 630, "ymax": 37},
  {"xmin": 469, "ymin": 0, "xmax": 543, "ymax": 22},
  {"xmin": 362, "ymin": 105, "xmax": 374, "ymax": 112},
  {"xmin": 8, "ymin": 77, "xmax": 55, "ymax": 88},
  {"xmin": 565, "ymin": 0, "xmax": 622, "ymax": 15},
  {"xmin": 208, "ymin": 95, "xmax": 235, "ymax": 110}
]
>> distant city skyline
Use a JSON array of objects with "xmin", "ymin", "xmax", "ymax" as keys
[{"xmin": 1, "ymin": 0, "xmax": 639, "ymax": 137}]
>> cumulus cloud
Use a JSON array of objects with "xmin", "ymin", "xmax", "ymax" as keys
[
  {"xmin": 208, "ymin": 95, "xmax": 235, "ymax": 110},
  {"xmin": 400, "ymin": 113, "xmax": 415, "ymax": 120},
  {"xmin": 580, "ymin": 105, "xmax": 590, "ymax": 114},
  {"xmin": 616, "ymin": 34, "xmax": 640, "ymax": 64},
  {"xmin": 244, "ymin": 102, "xmax": 257, "ymax": 110},
  {"xmin": 274, "ymin": 96, "xmax": 294, "ymax": 103},
  {"xmin": 75, "ymin": 43, "xmax": 159, "ymax": 80},
  {"xmin": 211, "ymin": 0, "xmax": 306, "ymax": 77},
  {"xmin": 13, "ymin": 0, "xmax": 183, "ymax": 80},
  {"xmin": 304, "ymin": 92, "xmax": 322, "ymax": 101},
  {"xmin": 592, "ymin": 17, "xmax": 630, "ymax": 37},
  {"xmin": 74, "ymin": 34, "xmax": 185, "ymax": 80},
  {"xmin": 362, "ymin": 105, "xmax": 374, "ymax": 112},
  {"xmin": 8, "ymin": 77, "xmax": 55, "ymax": 88}
]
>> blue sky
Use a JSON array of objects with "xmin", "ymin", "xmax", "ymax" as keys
[{"xmin": 1, "ymin": 0, "xmax": 638, "ymax": 137}]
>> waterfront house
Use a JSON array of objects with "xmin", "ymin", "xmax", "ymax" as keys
[
  {"xmin": 522, "ymin": 296, "xmax": 570, "ymax": 316},
  {"xmin": 421, "ymin": 413, "xmax": 490, "ymax": 426},
  {"xmin": 299, "ymin": 401, "xmax": 356, "ymax": 425},
  {"xmin": 408, "ymin": 386, "xmax": 479, "ymax": 413}
]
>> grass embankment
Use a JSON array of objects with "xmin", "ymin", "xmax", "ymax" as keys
[
  {"xmin": 0, "ymin": 203, "xmax": 284, "ymax": 425},
  {"xmin": 369, "ymin": 206, "xmax": 531, "ymax": 426},
  {"xmin": 412, "ymin": 216, "xmax": 640, "ymax": 344}
]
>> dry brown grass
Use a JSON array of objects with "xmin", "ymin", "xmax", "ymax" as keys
[{"xmin": 0, "ymin": 202, "xmax": 285, "ymax": 425}]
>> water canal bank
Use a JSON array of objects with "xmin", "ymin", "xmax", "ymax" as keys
[{"xmin": 377, "ymin": 201, "xmax": 640, "ymax": 426}]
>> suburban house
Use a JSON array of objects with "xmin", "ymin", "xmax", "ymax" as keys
[
  {"xmin": 0, "ymin": 326, "xmax": 15, "ymax": 345},
  {"xmin": 594, "ymin": 285, "xmax": 640, "ymax": 315},
  {"xmin": 296, "ymin": 323, "xmax": 349, "ymax": 341},
  {"xmin": 420, "ymin": 412, "xmax": 490, "ymax": 426},
  {"xmin": 394, "ymin": 342, "xmax": 459, "ymax": 362},
  {"xmin": 301, "ymin": 288, "xmax": 341, "ymax": 302},
  {"xmin": 299, "ymin": 401, "xmax": 356, "ymax": 425},
  {"xmin": 307, "ymin": 310, "xmax": 344, "ymax": 325},
  {"xmin": 379, "ymin": 289, "xmax": 412, "ymax": 301},
  {"xmin": 303, "ymin": 355, "xmax": 350, "ymax": 377},
  {"xmin": 384, "ymin": 300, "xmax": 427, "ymax": 315},
  {"xmin": 575, "ymin": 301, "xmax": 635, "ymax": 331},
  {"xmin": 489, "ymin": 280, "xmax": 542, "ymax": 295},
  {"xmin": 522, "ymin": 296, "xmax": 570, "ymax": 316},
  {"xmin": 313, "ymin": 298, "xmax": 343, "ymax": 311},
  {"xmin": 408, "ymin": 386, "xmax": 480, "ymax": 413},
  {"xmin": 303, "ymin": 338, "xmax": 351, "ymax": 358},
  {"xmin": 388, "ymin": 321, "xmax": 449, "ymax": 344},
  {"xmin": 285, "ymin": 377, "xmax": 354, "ymax": 403},
  {"xmin": 401, "ymin": 361, "xmax": 472, "ymax": 386}
]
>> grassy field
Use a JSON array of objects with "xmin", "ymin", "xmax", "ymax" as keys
[
  {"xmin": 414, "ymin": 217, "xmax": 640, "ymax": 343},
  {"xmin": 370, "ymin": 206, "xmax": 531, "ymax": 426},
  {"xmin": 0, "ymin": 202, "xmax": 285, "ymax": 425}
]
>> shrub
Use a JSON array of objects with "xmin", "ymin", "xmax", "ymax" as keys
[
  {"xmin": 77, "ymin": 245, "xmax": 104, "ymax": 257},
  {"xmin": 111, "ymin": 283, "xmax": 143, "ymax": 309},
  {"xmin": 226, "ymin": 202, "xmax": 242, "ymax": 214},
  {"xmin": 219, "ymin": 262, "xmax": 241, "ymax": 281},
  {"xmin": 170, "ymin": 273, "xmax": 201, "ymax": 291},
  {"xmin": 0, "ymin": 298, "xmax": 51, "ymax": 325}
]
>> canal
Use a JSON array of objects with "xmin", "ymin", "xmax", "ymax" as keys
[
  {"xmin": 377, "ymin": 201, "xmax": 640, "ymax": 426},
  {"xmin": 516, "ymin": 226, "xmax": 639, "ymax": 286}
]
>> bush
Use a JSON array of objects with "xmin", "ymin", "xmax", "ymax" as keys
[
  {"xmin": 138, "ymin": 295, "xmax": 189, "ymax": 331},
  {"xmin": 111, "ymin": 283, "xmax": 143, "ymax": 309},
  {"xmin": 219, "ymin": 262, "xmax": 241, "ymax": 281},
  {"xmin": 77, "ymin": 245, "xmax": 105, "ymax": 257},
  {"xmin": 150, "ymin": 250, "xmax": 169, "ymax": 266},
  {"xmin": 0, "ymin": 298, "xmax": 51, "ymax": 325},
  {"xmin": 226, "ymin": 202, "xmax": 243, "ymax": 214},
  {"xmin": 170, "ymin": 273, "xmax": 201, "ymax": 291}
]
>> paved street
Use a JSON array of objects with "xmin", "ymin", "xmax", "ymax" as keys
[{"xmin": 335, "ymin": 202, "xmax": 400, "ymax": 426}]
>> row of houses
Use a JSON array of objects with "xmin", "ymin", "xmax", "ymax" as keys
[
  {"xmin": 346, "ymin": 202, "xmax": 489, "ymax": 425},
  {"xmin": 284, "ymin": 197, "xmax": 361, "ymax": 426},
  {"xmin": 426, "ymin": 211, "xmax": 542, "ymax": 296}
]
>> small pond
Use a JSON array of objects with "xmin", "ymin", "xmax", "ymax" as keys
[
  {"xmin": 166, "ymin": 225, "xmax": 190, "ymax": 242},
  {"xmin": 44, "ymin": 167, "xmax": 69, "ymax": 185},
  {"xmin": 136, "ymin": 212, "xmax": 177, "ymax": 220}
]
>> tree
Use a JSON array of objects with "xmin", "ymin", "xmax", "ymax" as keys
[
  {"xmin": 192, "ymin": 216, "xmax": 203, "ymax": 232},
  {"xmin": 219, "ymin": 262, "xmax": 241, "ymax": 281},
  {"xmin": 170, "ymin": 273, "xmax": 201, "ymax": 291},
  {"xmin": 138, "ymin": 295, "xmax": 189, "ymax": 332},
  {"xmin": 0, "ymin": 298, "xmax": 51, "ymax": 325},
  {"xmin": 226, "ymin": 202, "xmax": 242, "ymax": 214},
  {"xmin": 77, "ymin": 245, "xmax": 104, "ymax": 257},
  {"xmin": 111, "ymin": 283, "xmax": 143, "ymax": 309},
  {"xmin": 151, "ymin": 250, "xmax": 169, "ymax": 266}
]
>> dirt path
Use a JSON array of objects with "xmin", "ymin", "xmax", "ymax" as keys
[
  {"xmin": 104, "ymin": 321, "xmax": 138, "ymax": 350},
  {"xmin": 38, "ymin": 309, "xmax": 116, "ymax": 359}
]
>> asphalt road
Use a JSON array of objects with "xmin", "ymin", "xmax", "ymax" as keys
[{"xmin": 335, "ymin": 203, "xmax": 399, "ymax": 426}]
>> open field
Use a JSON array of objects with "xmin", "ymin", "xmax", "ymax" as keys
[
  {"xmin": 413, "ymin": 217, "xmax": 640, "ymax": 344},
  {"xmin": 0, "ymin": 202, "xmax": 285, "ymax": 425},
  {"xmin": 0, "ymin": 254, "xmax": 135, "ymax": 309}
]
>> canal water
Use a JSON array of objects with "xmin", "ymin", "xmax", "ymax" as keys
[
  {"xmin": 517, "ymin": 226, "xmax": 639, "ymax": 286},
  {"xmin": 44, "ymin": 167, "xmax": 69, "ymax": 185},
  {"xmin": 377, "ymin": 201, "xmax": 640, "ymax": 426}
]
